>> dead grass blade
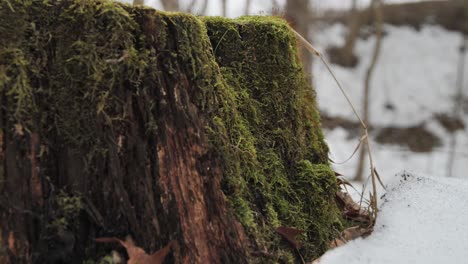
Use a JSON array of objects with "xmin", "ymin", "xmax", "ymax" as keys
[
  {"xmin": 374, "ymin": 167, "xmax": 386, "ymax": 190},
  {"xmin": 291, "ymin": 28, "xmax": 379, "ymax": 221},
  {"xmin": 331, "ymin": 134, "xmax": 367, "ymax": 164}
]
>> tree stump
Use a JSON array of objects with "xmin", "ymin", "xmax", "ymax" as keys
[{"xmin": 0, "ymin": 1, "xmax": 343, "ymax": 263}]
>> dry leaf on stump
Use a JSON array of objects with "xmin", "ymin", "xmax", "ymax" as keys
[
  {"xmin": 96, "ymin": 236, "xmax": 173, "ymax": 264},
  {"xmin": 275, "ymin": 226, "xmax": 305, "ymax": 250}
]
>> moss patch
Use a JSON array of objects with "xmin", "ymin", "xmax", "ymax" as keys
[{"xmin": 202, "ymin": 16, "xmax": 343, "ymax": 262}]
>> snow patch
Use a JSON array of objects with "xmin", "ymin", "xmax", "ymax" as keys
[{"xmin": 319, "ymin": 172, "xmax": 468, "ymax": 264}]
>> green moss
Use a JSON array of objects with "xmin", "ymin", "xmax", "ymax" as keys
[
  {"xmin": 49, "ymin": 191, "xmax": 83, "ymax": 230},
  {"xmin": 83, "ymin": 254, "xmax": 114, "ymax": 264},
  {"xmin": 202, "ymin": 16, "xmax": 343, "ymax": 262},
  {"xmin": 1, "ymin": 1, "xmax": 342, "ymax": 262},
  {"xmin": 1, "ymin": 0, "xmax": 147, "ymax": 158}
]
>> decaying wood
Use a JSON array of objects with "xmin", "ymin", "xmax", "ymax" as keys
[{"xmin": 0, "ymin": 5, "xmax": 248, "ymax": 263}]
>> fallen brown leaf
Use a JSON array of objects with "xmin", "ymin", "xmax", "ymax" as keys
[
  {"xmin": 342, "ymin": 226, "xmax": 373, "ymax": 241},
  {"xmin": 96, "ymin": 236, "xmax": 173, "ymax": 264},
  {"xmin": 275, "ymin": 226, "xmax": 304, "ymax": 250},
  {"xmin": 328, "ymin": 225, "xmax": 373, "ymax": 250},
  {"xmin": 328, "ymin": 237, "xmax": 346, "ymax": 249}
]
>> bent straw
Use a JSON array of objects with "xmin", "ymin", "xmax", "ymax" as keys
[{"xmin": 291, "ymin": 28, "xmax": 382, "ymax": 221}]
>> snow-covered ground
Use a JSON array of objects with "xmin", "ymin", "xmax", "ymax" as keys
[
  {"xmin": 313, "ymin": 22, "xmax": 468, "ymax": 264},
  {"xmin": 313, "ymin": 23, "xmax": 468, "ymax": 182},
  {"xmin": 314, "ymin": 24, "xmax": 464, "ymax": 127},
  {"xmin": 317, "ymin": 172, "xmax": 468, "ymax": 264}
]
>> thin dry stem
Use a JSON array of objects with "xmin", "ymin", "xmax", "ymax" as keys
[
  {"xmin": 291, "ymin": 25, "xmax": 380, "ymax": 220},
  {"xmin": 333, "ymin": 134, "xmax": 367, "ymax": 164}
]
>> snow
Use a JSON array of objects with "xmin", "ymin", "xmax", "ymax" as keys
[
  {"xmin": 314, "ymin": 24, "xmax": 464, "ymax": 127},
  {"xmin": 313, "ymin": 23, "xmax": 468, "ymax": 264},
  {"xmin": 317, "ymin": 172, "xmax": 468, "ymax": 264},
  {"xmin": 313, "ymin": 23, "xmax": 468, "ymax": 181}
]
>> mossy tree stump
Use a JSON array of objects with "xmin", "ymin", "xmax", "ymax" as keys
[{"xmin": 0, "ymin": 1, "xmax": 343, "ymax": 263}]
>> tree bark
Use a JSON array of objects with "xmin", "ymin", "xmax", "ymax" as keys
[{"xmin": 0, "ymin": 3, "xmax": 246, "ymax": 263}]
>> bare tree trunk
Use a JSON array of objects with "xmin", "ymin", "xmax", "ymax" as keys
[
  {"xmin": 199, "ymin": 0, "xmax": 209, "ymax": 15},
  {"xmin": 244, "ymin": 0, "xmax": 251, "ymax": 15},
  {"xmin": 354, "ymin": 0, "xmax": 384, "ymax": 181},
  {"xmin": 285, "ymin": 0, "xmax": 312, "ymax": 81},
  {"xmin": 326, "ymin": 0, "xmax": 371, "ymax": 68},
  {"xmin": 161, "ymin": 0, "xmax": 179, "ymax": 11},
  {"xmin": 133, "ymin": 0, "xmax": 144, "ymax": 6},
  {"xmin": 271, "ymin": 0, "xmax": 279, "ymax": 11},
  {"xmin": 341, "ymin": 0, "xmax": 361, "ymax": 65},
  {"xmin": 221, "ymin": 0, "xmax": 227, "ymax": 17},
  {"xmin": 185, "ymin": 0, "xmax": 197, "ymax": 13}
]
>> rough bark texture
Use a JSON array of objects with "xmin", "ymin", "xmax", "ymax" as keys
[{"xmin": 0, "ymin": 1, "xmax": 342, "ymax": 263}]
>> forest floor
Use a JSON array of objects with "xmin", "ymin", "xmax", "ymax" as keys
[{"xmin": 313, "ymin": 23, "xmax": 468, "ymax": 263}]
